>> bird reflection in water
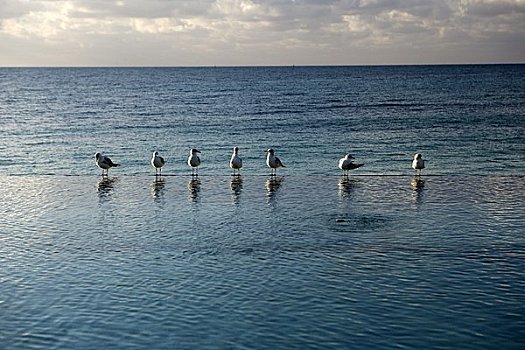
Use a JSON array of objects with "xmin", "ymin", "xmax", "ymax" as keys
[
  {"xmin": 188, "ymin": 177, "xmax": 201, "ymax": 203},
  {"xmin": 411, "ymin": 176, "xmax": 425, "ymax": 206},
  {"xmin": 265, "ymin": 176, "xmax": 284, "ymax": 204},
  {"xmin": 97, "ymin": 177, "xmax": 117, "ymax": 200},
  {"xmin": 230, "ymin": 175, "xmax": 243, "ymax": 205},
  {"xmin": 338, "ymin": 175, "xmax": 355, "ymax": 198},
  {"xmin": 151, "ymin": 178, "xmax": 166, "ymax": 202}
]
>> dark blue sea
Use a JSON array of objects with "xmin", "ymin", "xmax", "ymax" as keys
[{"xmin": 1, "ymin": 65, "xmax": 524, "ymax": 349}]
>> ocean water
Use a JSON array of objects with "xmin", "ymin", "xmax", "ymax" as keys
[
  {"xmin": 1, "ymin": 65, "xmax": 524, "ymax": 349},
  {"xmin": 1, "ymin": 65, "xmax": 524, "ymax": 176}
]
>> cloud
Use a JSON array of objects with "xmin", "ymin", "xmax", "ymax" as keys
[
  {"xmin": 460, "ymin": 0, "xmax": 525, "ymax": 16},
  {"xmin": 0, "ymin": 0, "xmax": 523, "ymax": 65}
]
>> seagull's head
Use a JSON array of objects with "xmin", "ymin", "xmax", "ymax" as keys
[
  {"xmin": 414, "ymin": 153, "xmax": 423, "ymax": 160},
  {"xmin": 345, "ymin": 154, "xmax": 354, "ymax": 160},
  {"xmin": 233, "ymin": 146, "xmax": 239, "ymax": 153},
  {"xmin": 153, "ymin": 151, "xmax": 159, "ymax": 156},
  {"xmin": 191, "ymin": 148, "xmax": 201, "ymax": 154},
  {"xmin": 95, "ymin": 153, "xmax": 101, "ymax": 160},
  {"xmin": 266, "ymin": 148, "xmax": 274, "ymax": 155}
]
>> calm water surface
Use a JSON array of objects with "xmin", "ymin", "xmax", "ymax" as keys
[
  {"xmin": 0, "ymin": 66, "xmax": 524, "ymax": 349},
  {"xmin": 1, "ymin": 175, "xmax": 524, "ymax": 349},
  {"xmin": 0, "ymin": 65, "xmax": 524, "ymax": 176}
]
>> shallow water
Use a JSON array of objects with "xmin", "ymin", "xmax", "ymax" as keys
[
  {"xmin": 1, "ymin": 174, "xmax": 524, "ymax": 349},
  {"xmin": 1, "ymin": 65, "xmax": 524, "ymax": 348}
]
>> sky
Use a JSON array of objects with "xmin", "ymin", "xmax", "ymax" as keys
[{"xmin": 0, "ymin": 0, "xmax": 524, "ymax": 66}]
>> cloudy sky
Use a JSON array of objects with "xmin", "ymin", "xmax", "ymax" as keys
[{"xmin": 1, "ymin": 0, "xmax": 524, "ymax": 66}]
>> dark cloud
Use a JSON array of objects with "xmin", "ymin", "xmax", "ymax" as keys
[{"xmin": 464, "ymin": 0, "xmax": 525, "ymax": 17}]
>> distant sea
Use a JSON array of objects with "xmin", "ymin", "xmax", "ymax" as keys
[
  {"xmin": 1, "ymin": 65, "xmax": 523, "ymax": 175},
  {"xmin": 1, "ymin": 65, "xmax": 524, "ymax": 349}
]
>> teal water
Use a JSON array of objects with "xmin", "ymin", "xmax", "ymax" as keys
[
  {"xmin": 1, "ymin": 175, "xmax": 524, "ymax": 349},
  {"xmin": 0, "ymin": 65, "xmax": 524, "ymax": 176},
  {"xmin": 1, "ymin": 65, "xmax": 524, "ymax": 349}
]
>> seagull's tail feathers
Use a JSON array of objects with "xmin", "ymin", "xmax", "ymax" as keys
[{"xmin": 346, "ymin": 163, "xmax": 364, "ymax": 170}]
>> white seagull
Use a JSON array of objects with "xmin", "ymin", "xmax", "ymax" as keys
[
  {"xmin": 230, "ymin": 146, "xmax": 243, "ymax": 176},
  {"xmin": 412, "ymin": 153, "xmax": 426, "ymax": 176},
  {"xmin": 188, "ymin": 148, "xmax": 201, "ymax": 176},
  {"xmin": 95, "ymin": 152, "xmax": 120, "ymax": 176},
  {"xmin": 151, "ymin": 151, "xmax": 166, "ymax": 177},
  {"xmin": 338, "ymin": 154, "xmax": 364, "ymax": 176},
  {"xmin": 266, "ymin": 148, "xmax": 285, "ymax": 175}
]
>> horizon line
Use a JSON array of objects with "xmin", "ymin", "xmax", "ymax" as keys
[{"xmin": 1, "ymin": 62, "xmax": 524, "ymax": 69}]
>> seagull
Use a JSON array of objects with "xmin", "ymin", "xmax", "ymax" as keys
[
  {"xmin": 266, "ymin": 148, "xmax": 285, "ymax": 175},
  {"xmin": 338, "ymin": 154, "xmax": 364, "ymax": 176},
  {"xmin": 151, "ymin": 151, "xmax": 166, "ymax": 177},
  {"xmin": 95, "ymin": 152, "xmax": 120, "ymax": 176},
  {"xmin": 188, "ymin": 148, "xmax": 201, "ymax": 176},
  {"xmin": 412, "ymin": 153, "xmax": 426, "ymax": 176},
  {"xmin": 230, "ymin": 146, "xmax": 243, "ymax": 176}
]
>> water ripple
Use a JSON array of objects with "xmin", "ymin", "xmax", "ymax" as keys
[{"xmin": 0, "ymin": 175, "xmax": 524, "ymax": 349}]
